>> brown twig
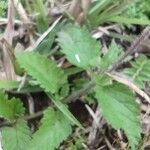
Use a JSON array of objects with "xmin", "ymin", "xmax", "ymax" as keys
[
  {"xmin": 13, "ymin": 0, "xmax": 31, "ymax": 24},
  {"xmin": 25, "ymin": 110, "xmax": 43, "ymax": 120},
  {"xmin": 2, "ymin": 0, "xmax": 16, "ymax": 80},
  {"xmin": 0, "ymin": 110, "xmax": 43, "ymax": 128},
  {"xmin": 109, "ymin": 26, "xmax": 150, "ymax": 72}
]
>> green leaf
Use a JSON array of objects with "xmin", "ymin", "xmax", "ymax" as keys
[
  {"xmin": 123, "ymin": 55, "xmax": 150, "ymax": 88},
  {"xmin": 33, "ymin": 0, "xmax": 48, "ymax": 33},
  {"xmin": 16, "ymin": 51, "xmax": 67, "ymax": 94},
  {"xmin": 57, "ymin": 24, "xmax": 101, "ymax": 69},
  {"xmin": 93, "ymin": 74, "xmax": 112, "ymax": 87},
  {"xmin": 0, "ymin": 80, "xmax": 19, "ymax": 90},
  {"xmin": 1, "ymin": 119, "xmax": 31, "ymax": 150},
  {"xmin": 0, "ymin": 92, "xmax": 25, "ymax": 120},
  {"xmin": 30, "ymin": 108, "xmax": 72, "ymax": 150},
  {"xmin": 99, "ymin": 40, "xmax": 122, "ymax": 70},
  {"xmin": 95, "ymin": 83, "xmax": 141, "ymax": 149},
  {"xmin": 108, "ymin": 16, "xmax": 150, "ymax": 25},
  {"xmin": 35, "ymin": 21, "xmax": 63, "ymax": 55}
]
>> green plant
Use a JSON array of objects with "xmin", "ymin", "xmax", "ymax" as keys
[
  {"xmin": 22, "ymin": 0, "xmax": 49, "ymax": 33},
  {"xmin": 122, "ymin": 0, "xmax": 150, "ymax": 19},
  {"xmin": 0, "ymin": 24, "xmax": 150, "ymax": 150},
  {"xmin": 88, "ymin": 0, "xmax": 150, "ymax": 26},
  {"xmin": 123, "ymin": 55, "xmax": 150, "ymax": 89},
  {"xmin": 0, "ymin": 92, "xmax": 31, "ymax": 150},
  {"xmin": 0, "ymin": 0, "xmax": 7, "ymax": 17}
]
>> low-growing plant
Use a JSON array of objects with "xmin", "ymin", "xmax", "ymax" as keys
[
  {"xmin": 0, "ymin": 0, "xmax": 7, "ymax": 17},
  {"xmin": 0, "ymin": 23, "xmax": 150, "ymax": 150}
]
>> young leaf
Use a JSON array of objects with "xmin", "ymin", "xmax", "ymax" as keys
[
  {"xmin": 16, "ymin": 51, "xmax": 67, "ymax": 94},
  {"xmin": 99, "ymin": 40, "xmax": 122, "ymax": 70},
  {"xmin": 30, "ymin": 108, "xmax": 72, "ymax": 150},
  {"xmin": 95, "ymin": 83, "xmax": 141, "ymax": 149},
  {"xmin": 57, "ymin": 24, "xmax": 101, "ymax": 69},
  {"xmin": 0, "ymin": 92, "xmax": 25, "ymax": 120},
  {"xmin": 1, "ymin": 119, "xmax": 31, "ymax": 150},
  {"xmin": 123, "ymin": 55, "xmax": 150, "ymax": 88}
]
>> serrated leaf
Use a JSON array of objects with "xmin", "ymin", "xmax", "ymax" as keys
[
  {"xmin": 59, "ymin": 83, "xmax": 69, "ymax": 98},
  {"xmin": 95, "ymin": 83, "xmax": 141, "ymax": 149},
  {"xmin": 16, "ymin": 51, "xmax": 67, "ymax": 94},
  {"xmin": 1, "ymin": 119, "xmax": 31, "ymax": 150},
  {"xmin": 30, "ymin": 108, "xmax": 72, "ymax": 150},
  {"xmin": 15, "ymin": 51, "xmax": 81, "ymax": 128},
  {"xmin": 0, "ymin": 92, "xmax": 25, "ymax": 120},
  {"xmin": 35, "ymin": 21, "xmax": 63, "ymax": 55},
  {"xmin": 123, "ymin": 55, "xmax": 150, "ymax": 88},
  {"xmin": 57, "ymin": 24, "xmax": 101, "ymax": 69},
  {"xmin": 99, "ymin": 40, "xmax": 122, "ymax": 70}
]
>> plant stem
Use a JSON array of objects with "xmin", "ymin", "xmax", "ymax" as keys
[{"xmin": 65, "ymin": 81, "xmax": 95, "ymax": 103}]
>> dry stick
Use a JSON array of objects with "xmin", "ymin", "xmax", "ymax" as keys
[
  {"xmin": 13, "ymin": 0, "xmax": 35, "ymax": 47},
  {"xmin": 109, "ymin": 26, "xmax": 150, "ymax": 72},
  {"xmin": 107, "ymin": 72, "xmax": 150, "ymax": 103},
  {"xmin": 87, "ymin": 106, "xmax": 105, "ymax": 149},
  {"xmin": 13, "ymin": 0, "xmax": 31, "ymax": 24},
  {"xmin": 25, "ymin": 110, "xmax": 43, "ymax": 120},
  {"xmin": 0, "ymin": 18, "xmax": 22, "ymax": 25}
]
